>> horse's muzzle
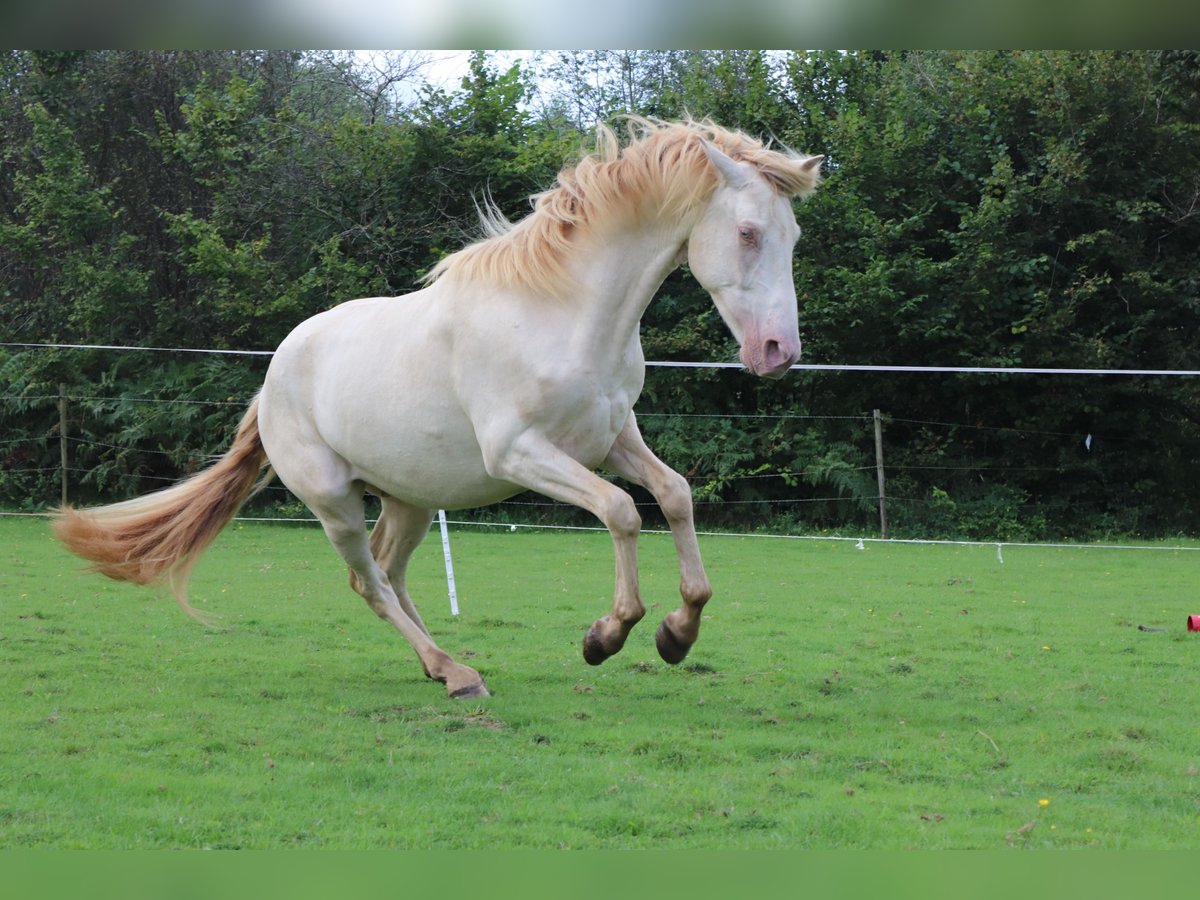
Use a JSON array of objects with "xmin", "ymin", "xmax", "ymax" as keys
[{"xmin": 743, "ymin": 337, "xmax": 801, "ymax": 379}]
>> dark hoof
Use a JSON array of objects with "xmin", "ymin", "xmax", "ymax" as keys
[
  {"xmin": 450, "ymin": 680, "xmax": 491, "ymax": 699},
  {"xmin": 583, "ymin": 629, "xmax": 612, "ymax": 666},
  {"xmin": 655, "ymin": 620, "xmax": 691, "ymax": 665}
]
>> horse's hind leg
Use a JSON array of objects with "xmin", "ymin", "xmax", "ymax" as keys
[
  {"xmin": 314, "ymin": 489, "xmax": 488, "ymax": 699},
  {"xmin": 356, "ymin": 494, "xmax": 435, "ymax": 638},
  {"xmin": 358, "ymin": 496, "xmax": 456, "ymax": 682}
]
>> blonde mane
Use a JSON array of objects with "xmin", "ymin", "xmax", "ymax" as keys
[{"xmin": 422, "ymin": 117, "xmax": 822, "ymax": 298}]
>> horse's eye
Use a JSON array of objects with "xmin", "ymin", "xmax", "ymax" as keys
[{"xmin": 738, "ymin": 225, "xmax": 759, "ymax": 246}]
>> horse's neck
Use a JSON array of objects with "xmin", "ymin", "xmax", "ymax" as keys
[{"xmin": 569, "ymin": 223, "xmax": 687, "ymax": 362}]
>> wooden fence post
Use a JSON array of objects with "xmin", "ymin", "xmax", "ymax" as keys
[
  {"xmin": 873, "ymin": 408, "xmax": 888, "ymax": 539},
  {"xmin": 58, "ymin": 384, "xmax": 68, "ymax": 506}
]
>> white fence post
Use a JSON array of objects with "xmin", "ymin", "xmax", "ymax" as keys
[{"xmin": 437, "ymin": 509, "xmax": 459, "ymax": 616}]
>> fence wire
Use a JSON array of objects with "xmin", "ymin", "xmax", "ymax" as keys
[{"xmin": 3, "ymin": 341, "xmax": 1199, "ymax": 554}]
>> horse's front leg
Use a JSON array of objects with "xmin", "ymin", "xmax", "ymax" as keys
[
  {"xmin": 603, "ymin": 414, "xmax": 712, "ymax": 664},
  {"xmin": 483, "ymin": 433, "xmax": 645, "ymax": 665}
]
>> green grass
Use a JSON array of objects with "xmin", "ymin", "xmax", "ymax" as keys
[{"xmin": 3, "ymin": 515, "xmax": 1200, "ymax": 848}]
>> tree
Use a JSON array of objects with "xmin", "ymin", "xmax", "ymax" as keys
[
  {"xmin": 2, "ymin": 50, "xmax": 1199, "ymax": 538},
  {"xmin": 777, "ymin": 50, "xmax": 1200, "ymax": 536}
]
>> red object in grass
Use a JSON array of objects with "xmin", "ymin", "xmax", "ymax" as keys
[{"xmin": 1188, "ymin": 615, "xmax": 1200, "ymax": 632}]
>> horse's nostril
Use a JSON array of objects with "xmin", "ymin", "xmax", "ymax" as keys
[{"xmin": 756, "ymin": 338, "xmax": 799, "ymax": 378}]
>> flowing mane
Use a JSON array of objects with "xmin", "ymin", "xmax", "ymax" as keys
[{"xmin": 422, "ymin": 117, "xmax": 822, "ymax": 297}]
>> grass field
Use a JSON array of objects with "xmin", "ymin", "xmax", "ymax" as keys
[{"xmin": 3, "ymin": 515, "xmax": 1200, "ymax": 848}]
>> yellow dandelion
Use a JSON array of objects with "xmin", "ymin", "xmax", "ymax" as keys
[{"xmin": 1038, "ymin": 798, "xmax": 1050, "ymax": 808}]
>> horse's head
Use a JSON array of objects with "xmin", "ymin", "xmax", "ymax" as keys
[{"xmin": 686, "ymin": 142, "xmax": 823, "ymax": 379}]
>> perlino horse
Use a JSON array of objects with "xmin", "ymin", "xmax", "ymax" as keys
[{"xmin": 55, "ymin": 118, "xmax": 823, "ymax": 699}]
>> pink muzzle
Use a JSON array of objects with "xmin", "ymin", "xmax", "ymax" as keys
[{"xmin": 741, "ymin": 333, "xmax": 801, "ymax": 379}]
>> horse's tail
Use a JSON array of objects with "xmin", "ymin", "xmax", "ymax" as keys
[{"xmin": 53, "ymin": 395, "xmax": 272, "ymax": 618}]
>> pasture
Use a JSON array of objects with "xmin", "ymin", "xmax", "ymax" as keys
[{"xmin": 3, "ymin": 515, "xmax": 1200, "ymax": 849}]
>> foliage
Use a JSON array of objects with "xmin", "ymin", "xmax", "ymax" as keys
[
  {"xmin": 777, "ymin": 51, "xmax": 1200, "ymax": 538},
  {"xmin": 2, "ymin": 50, "xmax": 1199, "ymax": 540}
]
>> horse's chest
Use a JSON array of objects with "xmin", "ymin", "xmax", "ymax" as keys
[{"xmin": 528, "ymin": 377, "xmax": 636, "ymax": 463}]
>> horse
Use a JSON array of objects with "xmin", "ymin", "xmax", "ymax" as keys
[{"xmin": 54, "ymin": 117, "xmax": 823, "ymax": 699}]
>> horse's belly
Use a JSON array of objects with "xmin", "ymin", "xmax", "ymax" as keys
[
  {"xmin": 332, "ymin": 408, "xmax": 522, "ymax": 510},
  {"xmin": 356, "ymin": 444, "xmax": 522, "ymax": 510},
  {"xmin": 348, "ymin": 396, "xmax": 627, "ymax": 509}
]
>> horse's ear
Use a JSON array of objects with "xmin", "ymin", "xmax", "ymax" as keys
[
  {"xmin": 701, "ymin": 140, "xmax": 755, "ymax": 189},
  {"xmin": 801, "ymin": 155, "xmax": 824, "ymax": 172}
]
